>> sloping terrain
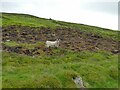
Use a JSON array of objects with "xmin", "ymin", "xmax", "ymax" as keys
[
  {"xmin": 2, "ymin": 25, "xmax": 118, "ymax": 56},
  {"xmin": 1, "ymin": 13, "xmax": 119, "ymax": 88}
]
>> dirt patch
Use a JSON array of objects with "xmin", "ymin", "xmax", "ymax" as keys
[{"xmin": 2, "ymin": 25, "xmax": 119, "ymax": 55}]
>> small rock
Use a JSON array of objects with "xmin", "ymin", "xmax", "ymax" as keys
[
  {"xmin": 72, "ymin": 76, "xmax": 84, "ymax": 88},
  {"xmin": 32, "ymin": 55, "xmax": 35, "ymax": 58},
  {"xmin": 6, "ymin": 40, "xmax": 10, "ymax": 42},
  {"xmin": 112, "ymin": 50, "xmax": 119, "ymax": 54}
]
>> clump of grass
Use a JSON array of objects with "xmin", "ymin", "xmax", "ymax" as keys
[
  {"xmin": 2, "ymin": 49, "xmax": 118, "ymax": 88},
  {"xmin": 55, "ymin": 70, "xmax": 79, "ymax": 88},
  {"xmin": 109, "ymin": 66, "xmax": 118, "ymax": 79},
  {"xmin": 31, "ymin": 75, "xmax": 62, "ymax": 88},
  {"xmin": 3, "ymin": 41, "xmax": 44, "ymax": 49},
  {"xmin": 3, "ymin": 41, "xmax": 19, "ymax": 47}
]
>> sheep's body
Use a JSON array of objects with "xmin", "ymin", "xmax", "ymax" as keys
[{"xmin": 46, "ymin": 39, "xmax": 60, "ymax": 48}]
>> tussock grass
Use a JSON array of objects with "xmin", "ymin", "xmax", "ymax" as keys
[{"xmin": 2, "ymin": 49, "xmax": 118, "ymax": 88}]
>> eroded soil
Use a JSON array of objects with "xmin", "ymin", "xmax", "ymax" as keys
[{"xmin": 2, "ymin": 25, "xmax": 119, "ymax": 56}]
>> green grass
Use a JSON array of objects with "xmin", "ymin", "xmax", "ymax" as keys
[
  {"xmin": 0, "ymin": 50, "xmax": 2, "ymax": 89},
  {"xmin": 2, "ymin": 49, "xmax": 118, "ymax": 88},
  {"xmin": 3, "ymin": 41, "xmax": 44, "ymax": 49},
  {"xmin": 3, "ymin": 41, "xmax": 19, "ymax": 47},
  {"xmin": 2, "ymin": 12, "xmax": 119, "ymax": 88},
  {"xmin": 2, "ymin": 12, "xmax": 119, "ymax": 41}
]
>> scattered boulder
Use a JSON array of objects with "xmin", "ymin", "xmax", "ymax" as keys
[
  {"xmin": 111, "ymin": 50, "xmax": 120, "ymax": 54},
  {"xmin": 72, "ymin": 76, "xmax": 84, "ymax": 88}
]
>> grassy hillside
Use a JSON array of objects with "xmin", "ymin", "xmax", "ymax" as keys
[
  {"xmin": 1, "ymin": 12, "xmax": 119, "ymax": 88},
  {"xmin": 2, "ymin": 13, "xmax": 119, "ymax": 41}
]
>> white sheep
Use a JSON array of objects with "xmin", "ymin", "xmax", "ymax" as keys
[{"xmin": 46, "ymin": 39, "xmax": 60, "ymax": 48}]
